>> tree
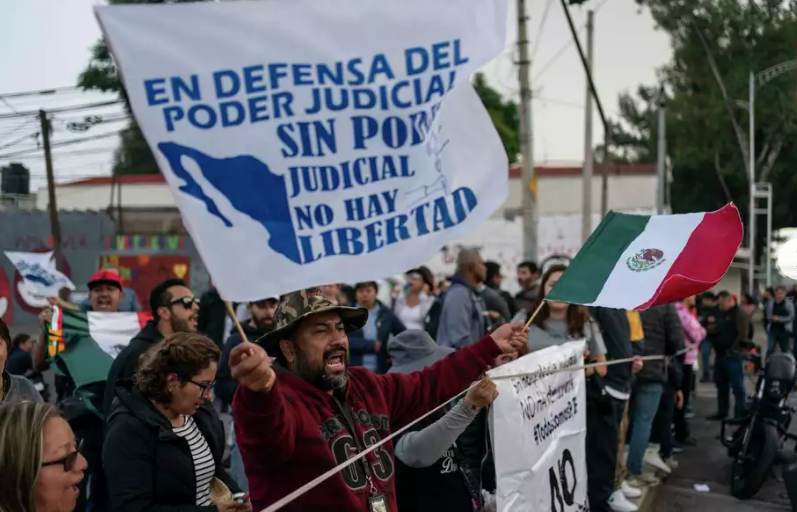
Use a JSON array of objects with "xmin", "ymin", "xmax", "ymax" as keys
[
  {"xmin": 611, "ymin": 0, "xmax": 797, "ymax": 241},
  {"xmin": 78, "ymin": 0, "xmax": 205, "ymax": 176},
  {"xmin": 473, "ymin": 72, "xmax": 521, "ymax": 163}
]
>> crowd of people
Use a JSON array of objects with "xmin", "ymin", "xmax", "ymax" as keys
[{"xmin": 0, "ymin": 252, "xmax": 773, "ymax": 512}]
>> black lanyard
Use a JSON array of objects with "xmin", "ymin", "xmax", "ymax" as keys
[{"xmin": 332, "ymin": 396, "xmax": 379, "ymax": 496}]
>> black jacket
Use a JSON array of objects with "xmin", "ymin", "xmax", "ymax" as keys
[
  {"xmin": 590, "ymin": 307, "xmax": 634, "ymax": 394},
  {"xmin": 216, "ymin": 322, "xmax": 266, "ymax": 407},
  {"xmin": 638, "ymin": 304, "xmax": 684, "ymax": 383},
  {"xmin": 103, "ymin": 321, "xmax": 163, "ymax": 418},
  {"xmin": 197, "ymin": 289, "xmax": 228, "ymax": 350},
  {"xmin": 457, "ymin": 408, "xmax": 495, "ymax": 493},
  {"xmin": 714, "ymin": 305, "xmax": 750, "ymax": 356},
  {"xmin": 395, "ymin": 408, "xmax": 476, "ymax": 512},
  {"xmin": 347, "ymin": 301, "xmax": 406, "ymax": 373},
  {"xmin": 103, "ymin": 384, "xmax": 239, "ymax": 512},
  {"xmin": 481, "ymin": 286, "xmax": 511, "ymax": 328}
]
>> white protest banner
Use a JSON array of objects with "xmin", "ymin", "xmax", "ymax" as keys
[
  {"xmin": 96, "ymin": 0, "xmax": 509, "ymax": 301},
  {"xmin": 488, "ymin": 341, "xmax": 589, "ymax": 512},
  {"xmin": 4, "ymin": 251, "xmax": 76, "ymax": 308}
]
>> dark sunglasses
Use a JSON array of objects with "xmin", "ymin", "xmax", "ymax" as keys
[
  {"xmin": 167, "ymin": 296, "xmax": 200, "ymax": 309},
  {"xmin": 187, "ymin": 379, "xmax": 215, "ymax": 396},
  {"xmin": 42, "ymin": 439, "xmax": 83, "ymax": 472}
]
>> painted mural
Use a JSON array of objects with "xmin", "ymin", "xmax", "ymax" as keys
[
  {"xmin": 0, "ymin": 211, "xmax": 207, "ymax": 332},
  {"xmin": 99, "ymin": 254, "xmax": 192, "ymax": 312}
]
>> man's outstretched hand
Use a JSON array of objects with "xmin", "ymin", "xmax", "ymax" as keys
[
  {"xmin": 230, "ymin": 341, "xmax": 276, "ymax": 393},
  {"xmin": 489, "ymin": 322, "xmax": 528, "ymax": 355}
]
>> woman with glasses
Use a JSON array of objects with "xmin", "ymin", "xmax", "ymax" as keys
[
  {"xmin": 103, "ymin": 332, "xmax": 251, "ymax": 512},
  {"xmin": 0, "ymin": 401, "xmax": 87, "ymax": 512}
]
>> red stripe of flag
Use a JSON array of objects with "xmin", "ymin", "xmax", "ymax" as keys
[{"xmin": 636, "ymin": 203, "xmax": 743, "ymax": 309}]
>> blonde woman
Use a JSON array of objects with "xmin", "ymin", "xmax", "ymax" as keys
[{"xmin": 0, "ymin": 401, "xmax": 87, "ymax": 512}]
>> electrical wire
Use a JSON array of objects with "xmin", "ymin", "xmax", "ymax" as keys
[
  {"xmin": 0, "ymin": 97, "xmax": 20, "ymax": 114},
  {"xmin": 0, "ymin": 132, "xmax": 39, "ymax": 152},
  {"xmin": 533, "ymin": 0, "xmax": 610, "ymax": 81},
  {"xmin": 0, "ymin": 100, "xmax": 124, "ymax": 120},
  {"xmin": 0, "ymin": 86, "xmax": 82, "ymax": 99},
  {"xmin": 0, "ymin": 129, "xmax": 123, "ymax": 159},
  {"xmin": 531, "ymin": 0, "xmax": 555, "ymax": 65},
  {"xmin": 0, "ymin": 118, "xmax": 38, "ymax": 143}
]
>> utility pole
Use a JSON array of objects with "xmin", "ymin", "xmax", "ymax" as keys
[
  {"xmin": 655, "ymin": 87, "xmax": 666, "ymax": 214},
  {"xmin": 518, "ymin": 0, "xmax": 537, "ymax": 262},
  {"xmin": 39, "ymin": 110, "xmax": 66, "ymax": 294},
  {"xmin": 748, "ymin": 70, "xmax": 756, "ymax": 296},
  {"xmin": 580, "ymin": 10, "xmax": 594, "ymax": 243}
]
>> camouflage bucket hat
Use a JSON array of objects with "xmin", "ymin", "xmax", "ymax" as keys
[{"xmin": 256, "ymin": 288, "xmax": 368, "ymax": 353}]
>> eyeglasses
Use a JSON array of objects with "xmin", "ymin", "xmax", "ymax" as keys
[
  {"xmin": 167, "ymin": 296, "xmax": 200, "ymax": 309},
  {"xmin": 187, "ymin": 379, "xmax": 214, "ymax": 397},
  {"xmin": 41, "ymin": 439, "xmax": 83, "ymax": 472}
]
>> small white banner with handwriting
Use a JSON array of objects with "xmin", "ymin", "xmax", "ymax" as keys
[
  {"xmin": 95, "ymin": 0, "xmax": 509, "ymax": 301},
  {"xmin": 488, "ymin": 340, "xmax": 588, "ymax": 512},
  {"xmin": 4, "ymin": 251, "xmax": 75, "ymax": 308}
]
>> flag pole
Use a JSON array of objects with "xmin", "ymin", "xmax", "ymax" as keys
[
  {"xmin": 523, "ymin": 300, "xmax": 545, "ymax": 330},
  {"xmin": 225, "ymin": 301, "xmax": 249, "ymax": 342}
]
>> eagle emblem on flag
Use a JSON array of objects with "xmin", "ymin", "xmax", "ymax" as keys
[{"xmin": 626, "ymin": 248, "xmax": 665, "ymax": 273}]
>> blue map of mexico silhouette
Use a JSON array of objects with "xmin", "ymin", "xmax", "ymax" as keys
[
  {"xmin": 157, "ymin": 141, "xmax": 479, "ymax": 266},
  {"xmin": 157, "ymin": 142, "xmax": 302, "ymax": 264}
]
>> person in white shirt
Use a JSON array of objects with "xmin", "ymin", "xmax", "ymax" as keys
[{"xmin": 393, "ymin": 269, "xmax": 435, "ymax": 331}]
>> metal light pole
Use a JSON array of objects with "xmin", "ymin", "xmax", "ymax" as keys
[
  {"xmin": 656, "ymin": 87, "xmax": 666, "ymax": 215},
  {"xmin": 745, "ymin": 60, "xmax": 797, "ymax": 295}
]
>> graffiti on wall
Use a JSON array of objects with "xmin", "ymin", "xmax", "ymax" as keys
[
  {"xmin": 13, "ymin": 234, "xmax": 90, "ymax": 252},
  {"xmin": 103, "ymin": 234, "xmax": 186, "ymax": 251},
  {"xmin": 0, "ymin": 265, "xmax": 11, "ymax": 323},
  {"xmin": 0, "ymin": 211, "xmax": 208, "ymax": 330},
  {"xmin": 100, "ymin": 254, "xmax": 192, "ymax": 312}
]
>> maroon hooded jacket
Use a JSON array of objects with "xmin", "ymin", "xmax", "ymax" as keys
[{"xmin": 232, "ymin": 334, "xmax": 501, "ymax": 511}]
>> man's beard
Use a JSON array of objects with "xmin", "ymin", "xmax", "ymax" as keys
[
  {"xmin": 170, "ymin": 313, "xmax": 196, "ymax": 334},
  {"xmin": 294, "ymin": 344, "xmax": 349, "ymax": 391},
  {"xmin": 253, "ymin": 315, "xmax": 275, "ymax": 332}
]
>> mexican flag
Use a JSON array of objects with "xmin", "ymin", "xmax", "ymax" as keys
[
  {"xmin": 46, "ymin": 306, "xmax": 151, "ymax": 389},
  {"xmin": 548, "ymin": 204, "xmax": 743, "ymax": 310}
]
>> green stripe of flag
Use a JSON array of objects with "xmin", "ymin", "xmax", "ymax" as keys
[
  {"xmin": 53, "ymin": 310, "xmax": 114, "ymax": 390},
  {"xmin": 547, "ymin": 211, "xmax": 650, "ymax": 304}
]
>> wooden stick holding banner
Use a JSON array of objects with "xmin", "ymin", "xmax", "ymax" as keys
[
  {"xmin": 523, "ymin": 300, "xmax": 546, "ymax": 331},
  {"xmin": 225, "ymin": 300, "xmax": 249, "ymax": 342}
]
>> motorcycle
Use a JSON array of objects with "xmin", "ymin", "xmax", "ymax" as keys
[{"xmin": 721, "ymin": 351, "xmax": 797, "ymax": 500}]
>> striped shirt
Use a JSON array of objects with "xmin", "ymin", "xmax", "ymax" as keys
[{"xmin": 173, "ymin": 415, "xmax": 215, "ymax": 506}]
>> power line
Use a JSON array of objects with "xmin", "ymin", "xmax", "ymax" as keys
[
  {"xmin": 0, "ymin": 97, "xmax": 20, "ymax": 114},
  {"xmin": 0, "ymin": 132, "xmax": 39, "ymax": 151},
  {"xmin": 531, "ymin": 0, "xmax": 555, "ymax": 65},
  {"xmin": 0, "ymin": 129, "xmax": 123, "ymax": 159},
  {"xmin": 0, "ymin": 118, "xmax": 38, "ymax": 143},
  {"xmin": 533, "ymin": 0, "xmax": 610, "ymax": 81},
  {"xmin": 0, "ymin": 86, "xmax": 82, "ymax": 100},
  {"xmin": 0, "ymin": 100, "xmax": 124, "ymax": 120},
  {"xmin": 0, "ymin": 145, "xmax": 122, "ymax": 161}
]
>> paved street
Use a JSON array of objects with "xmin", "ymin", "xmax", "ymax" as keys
[{"xmin": 653, "ymin": 379, "xmax": 794, "ymax": 512}]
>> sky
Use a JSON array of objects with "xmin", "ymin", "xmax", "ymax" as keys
[{"xmin": 0, "ymin": 0, "xmax": 671, "ymax": 195}]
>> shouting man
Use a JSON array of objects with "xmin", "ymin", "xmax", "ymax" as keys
[{"xmin": 230, "ymin": 289, "xmax": 526, "ymax": 511}]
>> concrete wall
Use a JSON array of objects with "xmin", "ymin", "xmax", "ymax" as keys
[
  {"xmin": 493, "ymin": 173, "xmax": 658, "ymax": 219},
  {"xmin": 0, "ymin": 210, "xmax": 208, "ymax": 333}
]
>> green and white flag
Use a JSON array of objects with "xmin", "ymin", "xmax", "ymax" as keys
[
  {"xmin": 46, "ymin": 306, "xmax": 151, "ymax": 389},
  {"xmin": 547, "ymin": 204, "xmax": 743, "ymax": 310}
]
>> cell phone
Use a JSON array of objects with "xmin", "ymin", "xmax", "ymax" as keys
[{"xmin": 232, "ymin": 492, "xmax": 246, "ymax": 504}]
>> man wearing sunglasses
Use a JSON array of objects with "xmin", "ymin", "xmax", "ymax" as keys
[{"xmin": 103, "ymin": 278, "xmax": 199, "ymax": 417}]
